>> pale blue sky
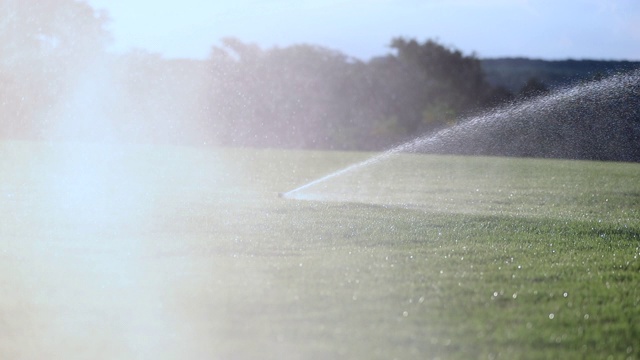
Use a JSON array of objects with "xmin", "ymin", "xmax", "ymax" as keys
[{"xmin": 86, "ymin": 0, "xmax": 640, "ymax": 60}]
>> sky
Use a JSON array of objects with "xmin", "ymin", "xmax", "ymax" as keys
[{"xmin": 85, "ymin": 0, "xmax": 640, "ymax": 61}]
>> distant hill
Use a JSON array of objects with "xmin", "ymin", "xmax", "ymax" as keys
[{"xmin": 481, "ymin": 58, "xmax": 640, "ymax": 93}]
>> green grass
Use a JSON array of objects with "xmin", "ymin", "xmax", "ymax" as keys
[{"xmin": 0, "ymin": 141, "xmax": 639, "ymax": 359}]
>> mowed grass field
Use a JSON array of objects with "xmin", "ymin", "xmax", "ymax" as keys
[{"xmin": 0, "ymin": 141, "xmax": 639, "ymax": 359}]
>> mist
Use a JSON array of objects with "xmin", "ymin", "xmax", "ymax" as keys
[
  {"xmin": 0, "ymin": 1, "xmax": 228, "ymax": 356},
  {"xmin": 1, "ymin": 0, "xmax": 640, "ymax": 358}
]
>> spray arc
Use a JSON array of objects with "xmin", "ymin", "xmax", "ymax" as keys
[{"xmin": 282, "ymin": 69, "xmax": 640, "ymax": 200}]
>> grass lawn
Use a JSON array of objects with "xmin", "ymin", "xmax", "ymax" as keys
[{"xmin": 0, "ymin": 141, "xmax": 638, "ymax": 359}]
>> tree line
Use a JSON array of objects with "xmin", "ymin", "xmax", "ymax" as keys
[
  {"xmin": 1, "ymin": 0, "xmax": 639, "ymax": 160},
  {"xmin": 205, "ymin": 37, "xmax": 518, "ymax": 150}
]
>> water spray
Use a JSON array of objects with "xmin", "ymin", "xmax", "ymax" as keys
[{"xmin": 281, "ymin": 69, "xmax": 640, "ymax": 200}]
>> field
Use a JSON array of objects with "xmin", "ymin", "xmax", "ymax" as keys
[{"xmin": 0, "ymin": 141, "xmax": 639, "ymax": 359}]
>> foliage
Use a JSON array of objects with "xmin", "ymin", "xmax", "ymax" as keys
[
  {"xmin": 0, "ymin": 0, "xmax": 110, "ymax": 139},
  {"xmin": 1, "ymin": 0, "xmax": 639, "ymax": 160},
  {"xmin": 390, "ymin": 38, "xmax": 492, "ymax": 115},
  {"xmin": 482, "ymin": 58, "xmax": 640, "ymax": 93},
  {"xmin": 202, "ymin": 38, "xmax": 640, "ymax": 157},
  {"xmin": 207, "ymin": 39, "xmax": 368, "ymax": 149},
  {"xmin": 110, "ymin": 51, "xmax": 210, "ymax": 144},
  {"xmin": 203, "ymin": 38, "xmax": 505, "ymax": 150}
]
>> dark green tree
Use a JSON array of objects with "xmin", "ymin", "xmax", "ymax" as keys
[
  {"xmin": 387, "ymin": 38, "xmax": 497, "ymax": 134},
  {"xmin": 204, "ymin": 37, "xmax": 512, "ymax": 150},
  {"xmin": 207, "ymin": 39, "xmax": 372, "ymax": 149}
]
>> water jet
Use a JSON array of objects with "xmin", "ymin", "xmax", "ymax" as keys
[{"xmin": 283, "ymin": 69, "xmax": 640, "ymax": 200}]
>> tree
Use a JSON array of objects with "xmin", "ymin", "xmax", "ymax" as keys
[
  {"xmin": 0, "ymin": 0, "xmax": 111, "ymax": 139},
  {"xmin": 0, "ymin": 0, "xmax": 110, "ymax": 69},
  {"xmin": 387, "ymin": 38, "xmax": 497, "ymax": 133},
  {"xmin": 206, "ymin": 39, "xmax": 370, "ymax": 149},
  {"xmin": 203, "ymin": 37, "xmax": 512, "ymax": 150}
]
